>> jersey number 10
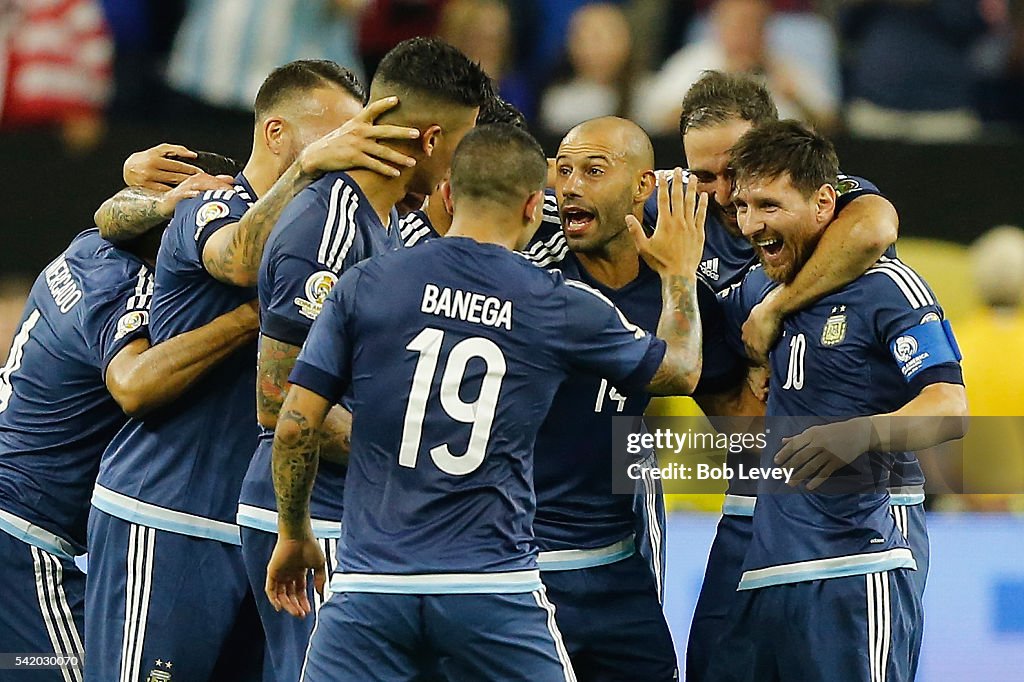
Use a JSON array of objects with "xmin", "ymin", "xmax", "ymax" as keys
[{"xmin": 398, "ymin": 327, "xmax": 507, "ymax": 476}]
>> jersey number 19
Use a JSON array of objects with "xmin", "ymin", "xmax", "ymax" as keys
[{"xmin": 398, "ymin": 327, "xmax": 507, "ymax": 475}]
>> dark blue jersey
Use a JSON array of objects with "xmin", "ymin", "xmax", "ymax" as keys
[
  {"xmin": 720, "ymin": 257, "xmax": 963, "ymax": 588},
  {"xmin": 398, "ymin": 209, "xmax": 439, "ymax": 247},
  {"xmin": 644, "ymin": 173, "xmax": 881, "ymax": 294},
  {"xmin": 94, "ymin": 175, "xmax": 257, "ymax": 545},
  {"xmin": 237, "ymin": 172, "xmax": 401, "ymax": 536},
  {"xmin": 289, "ymin": 237, "xmax": 666, "ymax": 592},
  {"xmin": 521, "ymin": 224, "xmax": 745, "ymax": 554},
  {"xmin": 0, "ymin": 230, "xmax": 151, "ymax": 555}
]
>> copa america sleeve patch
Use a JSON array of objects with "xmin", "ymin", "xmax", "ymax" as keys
[
  {"xmin": 195, "ymin": 201, "xmax": 230, "ymax": 228},
  {"xmin": 114, "ymin": 310, "xmax": 149, "ymax": 340},
  {"xmin": 890, "ymin": 319, "xmax": 961, "ymax": 380}
]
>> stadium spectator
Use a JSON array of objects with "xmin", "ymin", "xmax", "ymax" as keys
[
  {"xmin": 357, "ymin": 0, "xmax": 445, "ymax": 76},
  {"xmin": 538, "ymin": 3, "xmax": 647, "ymax": 134},
  {"xmin": 438, "ymin": 0, "xmax": 534, "ymax": 120},
  {"xmin": 0, "ymin": 278, "xmax": 30, "ymax": 364},
  {"xmin": 165, "ymin": 0, "xmax": 366, "ymax": 129},
  {"xmin": 950, "ymin": 225, "xmax": 1024, "ymax": 511},
  {"xmin": 639, "ymin": 0, "xmax": 838, "ymax": 135},
  {"xmin": 0, "ymin": 0, "xmax": 112, "ymax": 152},
  {"xmin": 840, "ymin": 0, "xmax": 989, "ymax": 142}
]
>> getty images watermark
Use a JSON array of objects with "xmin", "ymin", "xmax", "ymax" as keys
[{"xmin": 622, "ymin": 427, "xmax": 796, "ymax": 484}]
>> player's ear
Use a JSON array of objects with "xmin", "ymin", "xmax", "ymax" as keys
[
  {"xmin": 420, "ymin": 125, "xmax": 442, "ymax": 158},
  {"xmin": 440, "ymin": 179, "xmax": 454, "ymax": 213},
  {"xmin": 262, "ymin": 117, "xmax": 286, "ymax": 155},
  {"xmin": 524, "ymin": 190, "xmax": 544, "ymax": 224},
  {"xmin": 815, "ymin": 183, "xmax": 837, "ymax": 225},
  {"xmin": 636, "ymin": 169, "xmax": 657, "ymax": 203},
  {"xmin": 439, "ymin": 177, "xmax": 454, "ymax": 216}
]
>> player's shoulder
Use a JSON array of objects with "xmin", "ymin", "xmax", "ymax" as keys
[
  {"xmin": 398, "ymin": 209, "xmax": 435, "ymax": 248},
  {"xmin": 63, "ymin": 229, "xmax": 146, "ymax": 287},
  {"xmin": 861, "ymin": 256, "xmax": 938, "ymax": 310},
  {"xmin": 835, "ymin": 172, "xmax": 881, "ymax": 198}
]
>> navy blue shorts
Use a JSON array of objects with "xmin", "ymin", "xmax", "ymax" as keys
[
  {"xmin": 84, "ymin": 509, "xmax": 264, "ymax": 682},
  {"xmin": 686, "ymin": 513, "xmax": 752, "ymax": 682},
  {"xmin": 541, "ymin": 551, "xmax": 677, "ymax": 681},
  {"xmin": 301, "ymin": 589, "xmax": 575, "ymax": 681},
  {"xmin": 0, "ymin": 529, "xmax": 85, "ymax": 681},
  {"xmin": 892, "ymin": 502, "xmax": 928, "ymax": 678},
  {"xmin": 705, "ymin": 569, "xmax": 921, "ymax": 682},
  {"xmin": 633, "ymin": 450, "xmax": 667, "ymax": 601},
  {"xmin": 240, "ymin": 526, "xmax": 338, "ymax": 682}
]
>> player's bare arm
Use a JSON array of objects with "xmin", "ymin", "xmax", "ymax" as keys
[
  {"xmin": 95, "ymin": 172, "xmax": 236, "ymax": 242},
  {"xmin": 258, "ymin": 336, "xmax": 352, "ymax": 464},
  {"xmin": 267, "ymin": 385, "xmax": 333, "ymax": 617},
  {"xmin": 743, "ymin": 194, "xmax": 900, "ymax": 363},
  {"xmin": 105, "ymin": 300, "xmax": 259, "ymax": 417},
  {"xmin": 776, "ymin": 382, "xmax": 968, "ymax": 490},
  {"xmin": 627, "ymin": 168, "xmax": 707, "ymax": 395},
  {"xmin": 202, "ymin": 97, "xmax": 421, "ymax": 287}
]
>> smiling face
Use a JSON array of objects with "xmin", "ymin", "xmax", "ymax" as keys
[
  {"xmin": 734, "ymin": 172, "xmax": 835, "ymax": 283},
  {"xmin": 683, "ymin": 117, "xmax": 752, "ymax": 237}
]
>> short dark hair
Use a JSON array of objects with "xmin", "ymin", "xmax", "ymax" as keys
[
  {"xmin": 729, "ymin": 120, "xmax": 839, "ymax": 197},
  {"xmin": 168, "ymin": 151, "xmax": 243, "ymax": 178},
  {"xmin": 254, "ymin": 60, "xmax": 364, "ymax": 118},
  {"xmin": 679, "ymin": 70, "xmax": 778, "ymax": 137},
  {"xmin": 450, "ymin": 124, "xmax": 547, "ymax": 205},
  {"xmin": 373, "ymin": 37, "xmax": 492, "ymax": 108},
  {"xmin": 478, "ymin": 96, "xmax": 527, "ymax": 129}
]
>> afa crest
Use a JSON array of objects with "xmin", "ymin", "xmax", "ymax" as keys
[
  {"xmin": 146, "ymin": 659, "xmax": 173, "ymax": 681},
  {"xmin": 820, "ymin": 309, "xmax": 847, "ymax": 346},
  {"xmin": 294, "ymin": 270, "xmax": 338, "ymax": 321}
]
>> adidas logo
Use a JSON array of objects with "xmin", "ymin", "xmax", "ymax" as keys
[{"xmin": 699, "ymin": 257, "xmax": 720, "ymax": 280}]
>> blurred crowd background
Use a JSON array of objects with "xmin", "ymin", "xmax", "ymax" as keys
[{"xmin": 2, "ymin": 0, "xmax": 1023, "ymax": 512}]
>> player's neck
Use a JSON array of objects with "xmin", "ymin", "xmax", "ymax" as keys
[
  {"xmin": 448, "ymin": 211, "xmax": 520, "ymax": 251},
  {"xmin": 348, "ymin": 169, "xmax": 412, "ymax": 227},
  {"xmin": 575, "ymin": 234, "xmax": 641, "ymax": 289},
  {"xmin": 423, "ymin": 195, "xmax": 452, "ymax": 237},
  {"xmin": 240, "ymin": 155, "xmax": 278, "ymax": 199}
]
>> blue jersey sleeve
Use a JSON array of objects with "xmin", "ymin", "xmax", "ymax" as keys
[
  {"xmin": 867, "ymin": 259, "xmax": 963, "ymax": 393},
  {"xmin": 181, "ymin": 189, "xmax": 253, "ymax": 260},
  {"xmin": 558, "ymin": 280, "xmax": 667, "ymax": 394},
  {"xmin": 85, "ymin": 263, "xmax": 153, "ymax": 374},
  {"xmin": 289, "ymin": 266, "xmax": 361, "ymax": 403},
  {"xmin": 834, "ymin": 173, "xmax": 882, "ymax": 213},
  {"xmin": 693, "ymin": 280, "xmax": 747, "ymax": 395}
]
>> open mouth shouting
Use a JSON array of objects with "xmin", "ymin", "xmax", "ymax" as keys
[
  {"xmin": 561, "ymin": 205, "xmax": 597, "ymax": 237},
  {"xmin": 754, "ymin": 235, "xmax": 786, "ymax": 266}
]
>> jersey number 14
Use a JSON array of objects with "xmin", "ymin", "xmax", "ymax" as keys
[{"xmin": 398, "ymin": 327, "xmax": 507, "ymax": 476}]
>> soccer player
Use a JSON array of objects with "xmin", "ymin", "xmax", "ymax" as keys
[
  {"xmin": 398, "ymin": 94, "xmax": 528, "ymax": 247},
  {"xmin": 236, "ymin": 38, "xmax": 491, "ymax": 682},
  {"xmin": 0, "ymin": 153, "xmax": 259, "ymax": 682},
  {"xmin": 264, "ymin": 123, "xmax": 706, "ymax": 681},
  {"xmin": 708, "ymin": 120, "xmax": 967, "ymax": 681},
  {"xmin": 505, "ymin": 116, "xmax": 744, "ymax": 680},
  {"xmin": 658, "ymin": 71, "xmax": 930, "ymax": 682},
  {"xmin": 84, "ymin": 61, "xmax": 416, "ymax": 682}
]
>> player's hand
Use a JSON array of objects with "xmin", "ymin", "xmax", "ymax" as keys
[
  {"xmin": 124, "ymin": 143, "xmax": 203, "ymax": 191},
  {"xmin": 747, "ymin": 365, "xmax": 770, "ymax": 403},
  {"xmin": 299, "ymin": 96, "xmax": 420, "ymax": 179},
  {"xmin": 775, "ymin": 418, "xmax": 873, "ymax": 490},
  {"xmin": 154, "ymin": 173, "xmax": 236, "ymax": 218},
  {"xmin": 626, "ymin": 167, "xmax": 707, "ymax": 279},
  {"xmin": 742, "ymin": 288, "xmax": 784, "ymax": 366},
  {"xmin": 266, "ymin": 535, "xmax": 327, "ymax": 618}
]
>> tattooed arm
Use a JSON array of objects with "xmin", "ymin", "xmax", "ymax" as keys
[
  {"xmin": 95, "ymin": 174, "xmax": 234, "ymax": 242},
  {"xmin": 646, "ymin": 274, "xmax": 703, "ymax": 395},
  {"xmin": 201, "ymin": 97, "xmax": 420, "ymax": 287},
  {"xmin": 258, "ymin": 336, "xmax": 352, "ymax": 464},
  {"xmin": 625, "ymin": 168, "xmax": 708, "ymax": 396},
  {"xmin": 266, "ymin": 384, "xmax": 333, "ymax": 617}
]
